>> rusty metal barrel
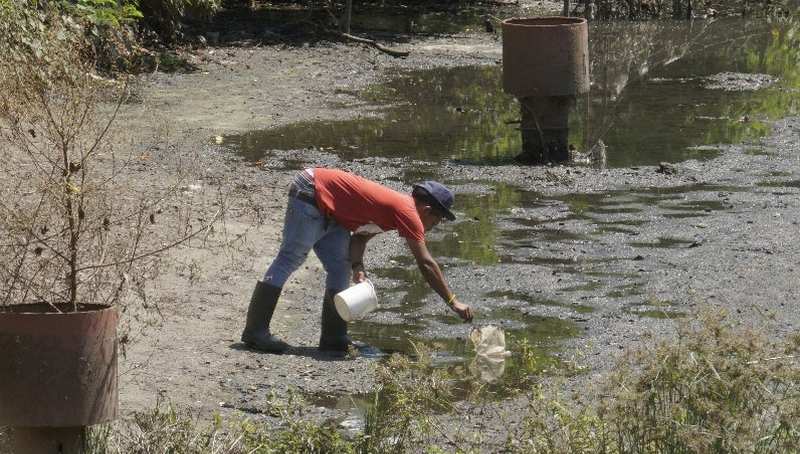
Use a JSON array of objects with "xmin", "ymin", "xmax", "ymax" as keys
[
  {"xmin": 502, "ymin": 16, "xmax": 589, "ymax": 98},
  {"xmin": 502, "ymin": 17, "xmax": 590, "ymax": 164},
  {"xmin": 0, "ymin": 304, "xmax": 118, "ymax": 453}
]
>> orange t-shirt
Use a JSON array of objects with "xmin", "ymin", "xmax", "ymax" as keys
[{"xmin": 314, "ymin": 168, "xmax": 425, "ymax": 243}]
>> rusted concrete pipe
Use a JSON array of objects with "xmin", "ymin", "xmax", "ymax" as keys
[{"xmin": 502, "ymin": 17, "xmax": 589, "ymax": 164}]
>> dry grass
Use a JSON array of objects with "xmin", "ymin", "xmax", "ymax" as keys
[
  {"xmin": 513, "ymin": 312, "xmax": 800, "ymax": 453},
  {"xmin": 3, "ymin": 310, "xmax": 796, "ymax": 453},
  {"xmin": 63, "ymin": 312, "xmax": 800, "ymax": 453}
]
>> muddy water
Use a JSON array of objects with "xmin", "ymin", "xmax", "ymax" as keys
[
  {"xmin": 311, "ymin": 310, "xmax": 578, "ymax": 418},
  {"xmin": 226, "ymin": 17, "xmax": 800, "ymax": 167},
  {"xmin": 323, "ymin": 177, "xmax": 740, "ymax": 416},
  {"xmin": 222, "ymin": 15, "xmax": 800, "ymax": 412},
  {"xmin": 214, "ymin": 3, "xmax": 492, "ymax": 38}
]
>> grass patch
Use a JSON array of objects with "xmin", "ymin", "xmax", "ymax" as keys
[
  {"xmin": 6, "ymin": 311, "xmax": 793, "ymax": 454},
  {"xmin": 512, "ymin": 312, "xmax": 800, "ymax": 453}
]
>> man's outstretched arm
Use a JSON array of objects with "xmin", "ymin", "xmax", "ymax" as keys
[{"xmin": 406, "ymin": 238, "xmax": 473, "ymax": 321}]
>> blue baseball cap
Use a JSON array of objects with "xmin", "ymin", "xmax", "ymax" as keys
[{"xmin": 412, "ymin": 181, "xmax": 456, "ymax": 221}]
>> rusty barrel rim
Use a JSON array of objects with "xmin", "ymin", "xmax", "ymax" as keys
[
  {"xmin": 502, "ymin": 16, "xmax": 587, "ymax": 27},
  {"xmin": 0, "ymin": 302, "xmax": 113, "ymax": 314}
]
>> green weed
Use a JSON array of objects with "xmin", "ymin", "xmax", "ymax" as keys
[
  {"xmin": 512, "ymin": 312, "xmax": 800, "ymax": 453},
  {"xmin": 9, "ymin": 311, "xmax": 796, "ymax": 454}
]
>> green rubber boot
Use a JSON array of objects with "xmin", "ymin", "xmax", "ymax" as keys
[{"xmin": 241, "ymin": 281, "xmax": 290, "ymax": 353}]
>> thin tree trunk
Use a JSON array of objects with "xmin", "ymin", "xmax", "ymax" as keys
[
  {"xmin": 344, "ymin": 0, "xmax": 352, "ymax": 34},
  {"xmin": 62, "ymin": 141, "xmax": 79, "ymax": 310}
]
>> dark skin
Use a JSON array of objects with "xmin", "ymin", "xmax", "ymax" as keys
[{"xmin": 349, "ymin": 199, "xmax": 474, "ymax": 322}]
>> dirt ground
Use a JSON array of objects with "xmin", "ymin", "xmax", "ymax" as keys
[
  {"xmin": 114, "ymin": 24, "xmax": 503, "ymax": 417},
  {"xmin": 113, "ymin": 4, "xmax": 800, "ymax": 447}
]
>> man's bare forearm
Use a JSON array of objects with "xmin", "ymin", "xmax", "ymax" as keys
[
  {"xmin": 349, "ymin": 233, "xmax": 372, "ymax": 266},
  {"xmin": 406, "ymin": 238, "xmax": 472, "ymax": 321},
  {"xmin": 417, "ymin": 258, "xmax": 453, "ymax": 302}
]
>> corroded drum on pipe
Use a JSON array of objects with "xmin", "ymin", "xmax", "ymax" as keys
[
  {"xmin": 502, "ymin": 17, "xmax": 590, "ymax": 98},
  {"xmin": 0, "ymin": 304, "xmax": 118, "ymax": 427}
]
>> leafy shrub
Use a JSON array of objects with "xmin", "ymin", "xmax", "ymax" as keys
[
  {"xmin": 63, "ymin": 0, "xmax": 220, "ymax": 43},
  {"xmin": 66, "ymin": 0, "xmax": 143, "ymax": 27},
  {"xmin": 137, "ymin": 0, "xmax": 220, "ymax": 42},
  {"xmin": 0, "ymin": 1, "xmax": 214, "ymax": 315}
]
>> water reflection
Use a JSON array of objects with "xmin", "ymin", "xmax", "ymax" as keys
[
  {"xmin": 226, "ymin": 16, "xmax": 800, "ymax": 168},
  {"xmin": 337, "ymin": 315, "xmax": 578, "ymax": 410},
  {"xmin": 588, "ymin": 16, "xmax": 800, "ymax": 166},
  {"xmin": 371, "ymin": 264, "xmax": 431, "ymax": 308},
  {"xmin": 470, "ymin": 352, "xmax": 507, "ymax": 383},
  {"xmin": 228, "ymin": 65, "xmax": 521, "ymax": 163},
  {"xmin": 428, "ymin": 184, "xmax": 521, "ymax": 264}
]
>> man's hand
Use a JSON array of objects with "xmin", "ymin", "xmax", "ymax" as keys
[
  {"xmin": 451, "ymin": 300, "xmax": 473, "ymax": 322},
  {"xmin": 353, "ymin": 268, "xmax": 367, "ymax": 284}
]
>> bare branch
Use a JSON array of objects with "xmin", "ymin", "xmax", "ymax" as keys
[{"xmin": 76, "ymin": 209, "xmax": 222, "ymax": 273}]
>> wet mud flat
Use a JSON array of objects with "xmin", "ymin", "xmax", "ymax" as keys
[
  {"xmin": 219, "ymin": 13, "xmax": 800, "ymax": 388},
  {"xmin": 232, "ymin": 116, "xmax": 800, "ymax": 444},
  {"xmin": 107, "ymin": 11, "xmax": 800, "ymax": 449},
  {"xmin": 271, "ymin": 115, "xmax": 800, "ymax": 350}
]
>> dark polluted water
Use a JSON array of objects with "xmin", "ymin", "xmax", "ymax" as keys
[
  {"xmin": 309, "ymin": 311, "xmax": 579, "ymax": 418},
  {"xmin": 220, "ymin": 15, "xmax": 800, "ymax": 412},
  {"xmin": 224, "ymin": 17, "xmax": 800, "ymax": 167}
]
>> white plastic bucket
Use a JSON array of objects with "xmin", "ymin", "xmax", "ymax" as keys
[{"xmin": 334, "ymin": 280, "xmax": 378, "ymax": 322}]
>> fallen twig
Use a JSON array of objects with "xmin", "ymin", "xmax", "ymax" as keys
[
  {"xmin": 747, "ymin": 355, "xmax": 799, "ymax": 365},
  {"xmin": 341, "ymin": 32, "xmax": 409, "ymax": 58}
]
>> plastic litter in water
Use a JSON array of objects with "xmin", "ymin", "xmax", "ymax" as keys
[
  {"xmin": 469, "ymin": 325, "xmax": 512, "ymax": 383},
  {"xmin": 469, "ymin": 325, "xmax": 512, "ymax": 358}
]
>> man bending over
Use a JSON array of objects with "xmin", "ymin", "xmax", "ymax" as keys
[{"xmin": 241, "ymin": 167, "xmax": 473, "ymax": 353}]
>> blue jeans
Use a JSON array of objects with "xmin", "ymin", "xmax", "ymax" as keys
[{"xmin": 263, "ymin": 195, "xmax": 351, "ymax": 291}]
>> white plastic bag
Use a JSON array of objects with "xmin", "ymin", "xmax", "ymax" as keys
[
  {"xmin": 469, "ymin": 325, "xmax": 512, "ymax": 383},
  {"xmin": 469, "ymin": 325, "xmax": 512, "ymax": 358}
]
